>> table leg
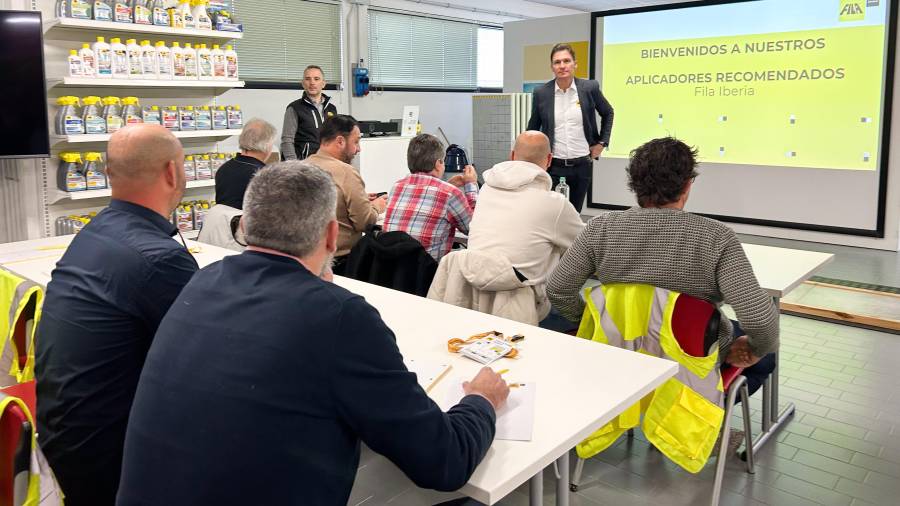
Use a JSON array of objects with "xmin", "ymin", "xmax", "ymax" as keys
[
  {"xmin": 529, "ymin": 468, "xmax": 543, "ymax": 506},
  {"xmin": 750, "ymin": 296, "xmax": 796, "ymax": 455},
  {"xmin": 556, "ymin": 452, "xmax": 570, "ymax": 506}
]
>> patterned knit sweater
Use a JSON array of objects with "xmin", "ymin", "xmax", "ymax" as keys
[{"xmin": 547, "ymin": 207, "xmax": 779, "ymax": 358}]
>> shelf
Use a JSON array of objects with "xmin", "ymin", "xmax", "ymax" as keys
[
  {"xmin": 52, "ymin": 129, "xmax": 241, "ymax": 145},
  {"xmin": 48, "ymin": 77, "xmax": 244, "ymax": 89},
  {"xmin": 52, "ymin": 179, "xmax": 215, "ymax": 204},
  {"xmin": 45, "ymin": 17, "xmax": 243, "ymax": 40}
]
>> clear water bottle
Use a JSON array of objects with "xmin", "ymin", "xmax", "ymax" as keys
[{"xmin": 555, "ymin": 176, "xmax": 571, "ymax": 200}]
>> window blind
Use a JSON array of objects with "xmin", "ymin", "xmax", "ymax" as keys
[
  {"xmin": 368, "ymin": 10, "xmax": 478, "ymax": 89},
  {"xmin": 234, "ymin": 0, "xmax": 342, "ymax": 84}
]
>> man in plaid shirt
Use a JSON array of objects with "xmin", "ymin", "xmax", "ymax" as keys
[{"xmin": 383, "ymin": 134, "xmax": 479, "ymax": 260}]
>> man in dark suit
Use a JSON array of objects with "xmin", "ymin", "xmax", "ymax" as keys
[{"xmin": 527, "ymin": 43, "xmax": 614, "ymax": 212}]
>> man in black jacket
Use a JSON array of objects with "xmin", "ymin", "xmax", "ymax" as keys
[
  {"xmin": 527, "ymin": 43, "xmax": 614, "ymax": 212},
  {"xmin": 281, "ymin": 65, "xmax": 339, "ymax": 160},
  {"xmin": 117, "ymin": 161, "xmax": 509, "ymax": 506}
]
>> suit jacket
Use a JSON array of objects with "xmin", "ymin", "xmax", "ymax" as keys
[{"xmin": 527, "ymin": 77, "xmax": 614, "ymax": 151}]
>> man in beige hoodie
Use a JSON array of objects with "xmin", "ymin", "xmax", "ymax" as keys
[{"xmin": 467, "ymin": 131, "xmax": 584, "ymax": 303}]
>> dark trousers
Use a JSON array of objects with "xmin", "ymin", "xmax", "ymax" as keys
[
  {"xmin": 729, "ymin": 320, "xmax": 776, "ymax": 398},
  {"xmin": 332, "ymin": 254, "xmax": 349, "ymax": 276},
  {"xmin": 549, "ymin": 157, "xmax": 592, "ymax": 213}
]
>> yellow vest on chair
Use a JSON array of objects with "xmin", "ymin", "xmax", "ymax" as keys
[
  {"xmin": 576, "ymin": 284, "xmax": 724, "ymax": 473},
  {"xmin": 0, "ymin": 268, "xmax": 43, "ymax": 384}
]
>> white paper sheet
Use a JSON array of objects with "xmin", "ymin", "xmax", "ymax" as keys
[
  {"xmin": 404, "ymin": 359, "xmax": 452, "ymax": 393},
  {"xmin": 445, "ymin": 377, "xmax": 536, "ymax": 441}
]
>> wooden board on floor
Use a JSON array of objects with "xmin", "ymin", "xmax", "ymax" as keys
[{"xmin": 780, "ymin": 301, "xmax": 900, "ymax": 332}]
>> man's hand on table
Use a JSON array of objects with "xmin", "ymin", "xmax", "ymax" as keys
[{"xmin": 463, "ymin": 367, "xmax": 510, "ymax": 411}]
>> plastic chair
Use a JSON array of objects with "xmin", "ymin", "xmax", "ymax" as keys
[{"xmin": 0, "ymin": 382, "xmax": 34, "ymax": 506}]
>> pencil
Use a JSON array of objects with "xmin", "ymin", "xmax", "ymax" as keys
[{"xmin": 497, "ymin": 369, "xmax": 510, "ymax": 375}]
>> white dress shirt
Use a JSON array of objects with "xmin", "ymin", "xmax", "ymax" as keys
[{"xmin": 553, "ymin": 81, "xmax": 591, "ymax": 159}]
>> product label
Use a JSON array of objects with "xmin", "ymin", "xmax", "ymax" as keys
[
  {"xmin": 183, "ymin": 165, "xmax": 196, "ymax": 182},
  {"xmin": 199, "ymin": 55, "xmax": 212, "ymax": 77},
  {"xmin": 168, "ymin": 8, "xmax": 183, "ymax": 28},
  {"xmin": 114, "ymin": 3, "xmax": 132, "ymax": 22},
  {"xmin": 226, "ymin": 55, "xmax": 237, "ymax": 79},
  {"xmin": 212, "ymin": 110, "xmax": 227, "ymax": 129},
  {"xmin": 184, "ymin": 54, "xmax": 197, "ymax": 77},
  {"xmin": 194, "ymin": 210, "xmax": 206, "ymax": 230},
  {"xmin": 85, "ymin": 170, "xmax": 107, "ymax": 189},
  {"xmin": 134, "ymin": 5, "xmax": 151, "ymax": 24},
  {"xmin": 173, "ymin": 54, "xmax": 185, "ymax": 77},
  {"xmin": 179, "ymin": 111, "xmax": 195, "ymax": 130},
  {"xmin": 141, "ymin": 51, "xmax": 155, "ymax": 74},
  {"xmin": 106, "ymin": 115, "xmax": 124, "ymax": 132},
  {"xmin": 64, "ymin": 116, "xmax": 85, "ymax": 135},
  {"xmin": 157, "ymin": 53, "xmax": 172, "ymax": 76},
  {"xmin": 94, "ymin": 2, "xmax": 112, "ymax": 21},
  {"xmin": 68, "ymin": 58, "xmax": 84, "ymax": 77},
  {"xmin": 67, "ymin": 173, "xmax": 87, "ymax": 192},
  {"xmin": 81, "ymin": 54, "xmax": 95, "ymax": 76},
  {"xmin": 71, "ymin": 0, "xmax": 91, "ymax": 18},
  {"xmin": 183, "ymin": 12, "xmax": 194, "ymax": 28},
  {"xmin": 96, "ymin": 49, "xmax": 112, "ymax": 75},
  {"xmin": 152, "ymin": 7, "xmax": 169, "ymax": 26},
  {"xmin": 142, "ymin": 109, "xmax": 161, "ymax": 124},
  {"xmin": 195, "ymin": 111, "xmax": 212, "ymax": 130},
  {"xmin": 176, "ymin": 208, "xmax": 193, "ymax": 229},
  {"xmin": 85, "ymin": 115, "xmax": 106, "ymax": 134},
  {"xmin": 113, "ymin": 49, "xmax": 127, "ymax": 75},
  {"xmin": 161, "ymin": 110, "xmax": 179, "ymax": 130},
  {"xmin": 125, "ymin": 114, "xmax": 143, "ymax": 125},
  {"xmin": 227, "ymin": 110, "xmax": 243, "ymax": 129},
  {"xmin": 213, "ymin": 55, "xmax": 226, "ymax": 78},
  {"xmin": 195, "ymin": 161, "xmax": 211, "ymax": 179},
  {"xmin": 129, "ymin": 49, "xmax": 142, "ymax": 76}
]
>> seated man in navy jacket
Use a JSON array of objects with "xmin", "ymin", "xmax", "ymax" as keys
[{"xmin": 117, "ymin": 161, "xmax": 509, "ymax": 505}]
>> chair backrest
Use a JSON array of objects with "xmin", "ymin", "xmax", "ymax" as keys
[
  {"xmin": 0, "ymin": 398, "xmax": 31, "ymax": 506},
  {"xmin": 345, "ymin": 227, "xmax": 438, "ymax": 296},
  {"xmin": 668, "ymin": 290, "xmax": 720, "ymax": 358}
]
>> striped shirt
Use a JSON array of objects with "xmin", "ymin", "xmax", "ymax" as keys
[{"xmin": 383, "ymin": 174, "xmax": 478, "ymax": 260}]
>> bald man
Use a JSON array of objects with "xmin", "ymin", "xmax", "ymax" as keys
[
  {"xmin": 467, "ymin": 131, "xmax": 584, "ymax": 316},
  {"xmin": 36, "ymin": 124, "xmax": 198, "ymax": 506}
]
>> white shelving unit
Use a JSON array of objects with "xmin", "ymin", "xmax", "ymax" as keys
[
  {"xmin": 52, "ymin": 179, "xmax": 215, "ymax": 204},
  {"xmin": 44, "ymin": 18, "xmax": 243, "ymax": 40},
  {"xmin": 52, "ymin": 129, "xmax": 242, "ymax": 145},
  {"xmin": 48, "ymin": 77, "xmax": 245, "ymax": 89}
]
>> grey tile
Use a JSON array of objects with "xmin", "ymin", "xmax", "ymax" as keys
[
  {"xmin": 788, "ymin": 398, "xmax": 833, "ymax": 418},
  {"xmin": 778, "ymin": 385, "xmax": 823, "ymax": 404},
  {"xmin": 864, "ymin": 429, "xmax": 900, "ymax": 446},
  {"xmin": 863, "ymin": 470, "xmax": 900, "ymax": 495},
  {"xmin": 797, "ymin": 366, "xmax": 857, "ymax": 385},
  {"xmin": 575, "ymin": 478, "xmax": 650, "ymax": 506},
  {"xmin": 772, "ymin": 474, "xmax": 853, "ymax": 506},
  {"xmin": 756, "ymin": 454, "xmax": 841, "ymax": 488},
  {"xmin": 792, "ymin": 449, "xmax": 868, "ymax": 482},
  {"xmin": 849, "ymin": 499, "xmax": 879, "ymax": 506},
  {"xmin": 817, "ymin": 397, "xmax": 882, "ymax": 418},
  {"xmin": 826, "ymin": 409, "xmax": 894, "ymax": 435},
  {"xmin": 878, "ymin": 446, "xmax": 900, "ymax": 465},
  {"xmin": 801, "ymin": 413, "xmax": 869, "ymax": 440},
  {"xmin": 810, "ymin": 428, "xmax": 882, "ymax": 457},
  {"xmin": 790, "ymin": 355, "xmax": 847, "ymax": 372},
  {"xmin": 850, "ymin": 452, "xmax": 900, "ymax": 478},
  {"xmin": 836, "ymin": 477, "xmax": 899, "ymax": 505},
  {"xmin": 783, "ymin": 433, "xmax": 855, "ymax": 462},
  {"xmin": 742, "ymin": 480, "xmax": 823, "ymax": 506},
  {"xmin": 812, "ymin": 351, "xmax": 868, "ymax": 370},
  {"xmin": 718, "ymin": 490, "xmax": 768, "ymax": 506}
]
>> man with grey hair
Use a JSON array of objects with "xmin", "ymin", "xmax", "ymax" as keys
[
  {"xmin": 214, "ymin": 117, "xmax": 277, "ymax": 210},
  {"xmin": 117, "ymin": 161, "xmax": 508, "ymax": 506},
  {"xmin": 383, "ymin": 133, "xmax": 478, "ymax": 260},
  {"xmin": 36, "ymin": 124, "xmax": 198, "ymax": 506}
]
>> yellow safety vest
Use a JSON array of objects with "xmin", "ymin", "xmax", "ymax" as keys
[
  {"xmin": 0, "ymin": 393, "xmax": 64, "ymax": 506},
  {"xmin": 0, "ymin": 269, "xmax": 43, "ymax": 383},
  {"xmin": 575, "ymin": 284, "xmax": 724, "ymax": 473}
]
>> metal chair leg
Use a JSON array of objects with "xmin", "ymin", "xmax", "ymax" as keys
[
  {"xmin": 570, "ymin": 456, "xmax": 585, "ymax": 492},
  {"xmin": 739, "ymin": 382, "xmax": 755, "ymax": 474},
  {"xmin": 711, "ymin": 375, "xmax": 745, "ymax": 506},
  {"xmin": 627, "ymin": 428, "xmax": 635, "ymax": 438}
]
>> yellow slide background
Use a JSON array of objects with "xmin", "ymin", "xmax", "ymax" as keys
[{"xmin": 601, "ymin": 25, "xmax": 884, "ymax": 170}]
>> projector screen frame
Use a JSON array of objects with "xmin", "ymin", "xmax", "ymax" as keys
[{"xmin": 587, "ymin": 0, "xmax": 897, "ymax": 238}]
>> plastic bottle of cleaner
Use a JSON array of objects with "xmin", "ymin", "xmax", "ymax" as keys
[
  {"xmin": 126, "ymin": 38, "xmax": 143, "ymax": 79},
  {"xmin": 59, "ymin": 0, "xmax": 93, "ymax": 19},
  {"xmin": 179, "ymin": 105, "xmax": 196, "ymax": 130},
  {"xmin": 151, "ymin": 0, "xmax": 168, "ymax": 25},
  {"xmin": 81, "ymin": 96, "xmax": 106, "ymax": 133},
  {"xmin": 167, "ymin": 1, "xmax": 183, "ymax": 28},
  {"xmin": 122, "ymin": 96, "xmax": 143, "ymax": 125},
  {"xmin": 161, "ymin": 105, "xmax": 179, "ymax": 130},
  {"xmin": 183, "ymin": 42, "xmax": 198, "ymax": 79},
  {"xmin": 113, "ymin": 1, "xmax": 132, "ymax": 22},
  {"xmin": 154, "ymin": 41, "xmax": 172, "ymax": 79},
  {"xmin": 67, "ymin": 50, "xmax": 85, "ymax": 77},
  {"xmin": 110, "ymin": 38, "xmax": 128, "ymax": 78},
  {"xmin": 212, "ymin": 105, "xmax": 227, "ymax": 130},
  {"xmin": 93, "ymin": 0, "xmax": 112, "ymax": 21},
  {"xmin": 194, "ymin": 202, "xmax": 209, "ymax": 231},
  {"xmin": 224, "ymin": 45, "xmax": 238, "ymax": 80},
  {"xmin": 183, "ymin": 155, "xmax": 196, "ymax": 181},
  {"xmin": 171, "ymin": 41, "xmax": 185, "ymax": 79},
  {"xmin": 211, "ymin": 152, "xmax": 226, "ymax": 174},
  {"xmin": 58, "ymin": 152, "xmax": 86, "ymax": 192},
  {"xmin": 179, "ymin": 0, "xmax": 194, "ymax": 29},
  {"xmin": 192, "ymin": 0, "xmax": 211, "ymax": 30},
  {"xmin": 175, "ymin": 204, "xmax": 193, "ymax": 231},
  {"xmin": 197, "ymin": 43, "xmax": 213, "ymax": 80},
  {"xmin": 93, "ymin": 36, "xmax": 112, "ymax": 78},
  {"xmin": 138, "ymin": 40, "xmax": 156, "ymax": 77},
  {"xmin": 142, "ymin": 104, "xmax": 161, "ymax": 124},
  {"xmin": 132, "ymin": 0, "xmax": 151, "ymax": 24},
  {"xmin": 211, "ymin": 44, "xmax": 226, "ymax": 79},
  {"xmin": 226, "ymin": 105, "xmax": 243, "ymax": 129},
  {"xmin": 83, "ymin": 152, "xmax": 108, "ymax": 190},
  {"xmin": 78, "ymin": 43, "xmax": 96, "ymax": 78},
  {"xmin": 195, "ymin": 105, "xmax": 212, "ymax": 130},
  {"xmin": 55, "ymin": 97, "xmax": 85, "ymax": 135},
  {"xmin": 195, "ymin": 154, "xmax": 212, "ymax": 179},
  {"xmin": 102, "ymin": 96, "xmax": 124, "ymax": 132},
  {"xmin": 555, "ymin": 177, "xmax": 570, "ymax": 201}
]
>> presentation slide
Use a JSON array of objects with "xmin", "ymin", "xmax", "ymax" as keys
[{"xmin": 592, "ymin": 0, "xmax": 894, "ymax": 235}]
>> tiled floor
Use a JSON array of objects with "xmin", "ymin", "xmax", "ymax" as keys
[{"xmin": 493, "ymin": 315, "xmax": 900, "ymax": 506}]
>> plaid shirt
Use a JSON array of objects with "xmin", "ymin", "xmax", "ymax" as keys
[{"xmin": 383, "ymin": 174, "xmax": 478, "ymax": 260}]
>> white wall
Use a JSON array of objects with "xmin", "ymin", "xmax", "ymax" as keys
[{"xmin": 503, "ymin": 13, "xmax": 592, "ymax": 93}]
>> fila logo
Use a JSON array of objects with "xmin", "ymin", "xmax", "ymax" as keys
[
  {"xmin": 841, "ymin": 3, "xmax": 863, "ymax": 15},
  {"xmin": 839, "ymin": 0, "xmax": 866, "ymax": 21}
]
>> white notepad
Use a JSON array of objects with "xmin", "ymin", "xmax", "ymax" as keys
[
  {"xmin": 445, "ymin": 377, "xmax": 536, "ymax": 441},
  {"xmin": 404, "ymin": 359, "xmax": 452, "ymax": 393}
]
